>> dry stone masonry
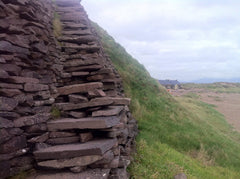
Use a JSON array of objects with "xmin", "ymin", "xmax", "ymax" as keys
[{"xmin": 0, "ymin": 0, "xmax": 137, "ymax": 178}]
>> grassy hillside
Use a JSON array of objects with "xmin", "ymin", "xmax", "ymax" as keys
[{"xmin": 92, "ymin": 22, "xmax": 240, "ymax": 178}]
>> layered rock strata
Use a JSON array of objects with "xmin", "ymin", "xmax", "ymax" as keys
[{"xmin": 0, "ymin": 0, "xmax": 137, "ymax": 178}]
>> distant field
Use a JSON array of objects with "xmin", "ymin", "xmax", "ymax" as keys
[
  {"xmin": 173, "ymin": 83, "xmax": 240, "ymax": 132},
  {"xmin": 182, "ymin": 82, "xmax": 240, "ymax": 93}
]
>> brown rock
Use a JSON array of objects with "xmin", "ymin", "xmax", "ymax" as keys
[
  {"xmin": 0, "ymin": 34, "xmax": 30, "ymax": 48},
  {"xmin": 0, "ymin": 97, "xmax": 18, "ymax": 111},
  {"xmin": 109, "ymin": 168, "xmax": 128, "ymax": 179},
  {"xmin": 57, "ymin": 82, "xmax": 103, "ymax": 95},
  {"xmin": 0, "ymin": 117, "xmax": 14, "ymax": 128},
  {"xmin": 91, "ymin": 97, "xmax": 131, "ymax": 105},
  {"xmin": 0, "ymin": 82, "xmax": 23, "ymax": 89},
  {"xmin": 0, "ymin": 69, "xmax": 9, "ymax": 79},
  {"xmin": 58, "ymin": 35, "xmax": 95, "ymax": 44},
  {"xmin": 0, "ymin": 128, "xmax": 12, "ymax": 144},
  {"xmin": 174, "ymin": 173, "xmax": 187, "ymax": 179},
  {"xmin": 34, "ymin": 139, "xmax": 117, "ymax": 160},
  {"xmin": 0, "ymin": 88, "xmax": 22, "ymax": 97},
  {"xmin": 47, "ymin": 116, "xmax": 120, "ymax": 131},
  {"xmin": 0, "ymin": 40, "xmax": 29, "ymax": 55},
  {"xmin": 0, "ymin": 64, "xmax": 21, "ymax": 75},
  {"xmin": 62, "ymin": 29, "xmax": 92, "ymax": 36},
  {"xmin": 65, "ymin": 64, "xmax": 102, "ymax": 72},
  {"xmin": 8, "ymin": 76, "xmax": 39, "ymax": 84},
  {"xmin": 27, "ymin": 169, "xmax": 110, "ymax": 179},
  {"xmin": 32, "ymin": 41, "xmax": 48, "ymax": 54},
  {"xmin": 0, "ymin": 111, "xmax": 20, "ymax": 119},
  {"xmin": 0, "ymin": 148, "xmax": 29, "ymax": 161},
  {"xmin": 79, "ymin": 132, "xmax": 93, "ymax": 143},
  {"xmin": 8, "ymin": 128, "xmax": 23, "ymax": 136},
  {"xmin": 92, "ymin": 106, "xmax": 124, "ymax": 117},
  {"xmin": 38, "ymin": 155, "xmax": 102, "ymax": 169},
  {"xmin": 64, "ymin": 59, "xmax": 101, "ymax": 67},
  {"xmin": 28, "ymin": 132, "xmax": 49, "ymax": 143},
  {"xmin": 87, "ymin": 74, "xmax": 104, "ymax": 81},
  {"xmin": 47, "ymin": 136, "xmax": 79, "ymax": 145},
  {"xmin": 88, "ymin": 89, "xmax": 106, "ymax": 98},
  {"xmin": 71, "ymin": 71, "xmax": 89, "ymax": 76},
  {"xmin": 24, "ymin": 83, "xmax": 49, "ymax": 92},
  {"xmin": 69, "ymin": 94, "xmax": 88, "ymax": 103},
  {"xmin": 49, "ymin": 131, "xmax": 76, "ymax": 138},
  {"xmin": 70, "ymin": 166, "xmax": 86, "ymax": 173},
  {"xmin": 69, "ymin": 111, "xmax": 86, "ymax": 118},
  {"xmin": 94, "ymin": 150, "xmax": 114, "ymax": 165},
  {"xmin": 0, "ymin": 161, "xmax": 10, "ymax": 179},
  {"xmin": 14, "ymin": 113, "xmax": 50, "ymax": 127},
  {"xmin": 55, "ymin": 97, "xmax": 113, "ymax": 111},
  {"xmin": 0, "ymin": 135, "xmax": 26, "ymax": 154}
]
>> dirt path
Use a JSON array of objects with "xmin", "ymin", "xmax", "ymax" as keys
[{"xmin": 171, "ymin": 89, "xmax": 240, "ymax": 132}]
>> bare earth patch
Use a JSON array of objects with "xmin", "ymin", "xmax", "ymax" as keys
[{"xmin": 171, "ymin": 89, "xmax": 240, "ymax": 132}]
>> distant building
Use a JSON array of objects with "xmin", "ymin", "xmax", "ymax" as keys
[{"xmin": 159, "ymin": 80, "xmax": 182, "ymax": 89}]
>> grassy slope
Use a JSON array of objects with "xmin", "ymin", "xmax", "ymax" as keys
[{"xmin": 92, "ymin": 22, "xmax": 240, "ymax": 178}]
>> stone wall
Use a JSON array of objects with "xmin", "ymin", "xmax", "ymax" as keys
[{"xmin": 0, "ymin": 0, "xmax": 137, "ymax": 178}]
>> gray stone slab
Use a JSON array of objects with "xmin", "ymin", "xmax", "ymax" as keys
[
  {"xmin": 57, "ymin": 82, "xmax": 102, "ymax": 95},
  {"xmin": 55, "ymin": 97, "xmax": 113, "ymax": 111},
  {"xmin": 27, "ymin": 169, "xmax": 110, "ymax": 179},
  {"xmin": 34, "ymin": 139, "xmax": 117, "ymax": 160},
  {"xmin": 37, "ymin": 155, "xmax": 102, "ymax": 169},
  {"xmin": 47, "ymin": 116, "xmax": 120, "ymax": 131},
  {"xmin": 92, "ymin": 106, "xmax": 124, "ymax": 117}
]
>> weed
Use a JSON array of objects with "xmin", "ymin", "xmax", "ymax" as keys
[
  {"xmin": 51, "ymin": 106, "xmax": 61, "ymax": 119},
  {"xmin": 53, "ymin": 12, "xmax": 62, "ymax": 37}
]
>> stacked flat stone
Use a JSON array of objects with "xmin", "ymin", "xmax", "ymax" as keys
[
  {"xmin": 0, "ymin": 0, "xmax": 60, "ymax": 178},
  {"xmin": 0, "ymin": 0, "xmax": 137, "ymax": 178}
]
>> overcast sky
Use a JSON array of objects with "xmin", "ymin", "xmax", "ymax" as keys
[{"xmin": 82, "ymin": 0, "xmax": 240, "ymax": 82}]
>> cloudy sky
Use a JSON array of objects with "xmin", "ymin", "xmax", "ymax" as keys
[{"xmin": 82, "ymin": 0, "xmax": 240, "ymax": 82}]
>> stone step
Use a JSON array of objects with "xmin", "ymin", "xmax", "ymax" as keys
[
  {"xmin": 92, "ymin": 106, "xmax": 124, "ymax": 117},
  {"xmin": 34, "ymin": 139, "xmax": 117, "ymax": 160},
  {"xmin": 37, "ymin": 155, "xmax": 103, "ymax": 169},
  {"xmin": 55, "ymin": 0, "xmax": 81, "ymax": 7},
  {"xmin": 26, "ymin": 169, "xmax": 110, "ymax": 179},
  {"xmin": 66, "ymin": 53, "xmax": 99, "ymax": 60},
  {"xmin": 62, "ymin": 23, "xmax": 88, "ymax": 30},
  {"xmin": 64, "ymin": 58, "xmax": 102, "ymax": 68},
  {"xmin": 57, "ymin": 82, "xmax": 103, "ymax": 95},
  {"xmin": 65, "ymin": 64, "xmax": 102, "ymax": 72},
  {"xmin": 47, "ymin": 116, "xmax": 120, "ymax": 131},
  {"xmin": 54, "ymin": 97, "xmax": 113, "ymax": 111},
  {"xmin": 62, "ymin": 43, "xmax": 100, "ymax": 52},
  {"xmin": 56, "ymin": 7, "xmax": 84, "ymax": 13},
  {"xmin": 62, "ymin": 29, "xmax": 91, "ymax": 35},
  {"xmin": 58, "ymin": 35, "xmax": 96, "ymax": 44}
]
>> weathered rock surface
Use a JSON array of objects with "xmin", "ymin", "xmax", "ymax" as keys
[
  {"xmin": 47, "ymin": 116, "xmax": 120, "ymax": 131},
  {"xmin": 0, "ymin": 0, "xmax": 137, "ymax": 177},
  {"xmin": 34, "ymin": 139, "xmax": 117, "ymax": 160},
  {"xmin": 57, "ymin": 82, "xmax": 103, "ymax": 95},
  {"xmin": 37, "ymin": 155, "xmax": 102, "ymax": 169},
  {"xmin": 27, "ymin": 169, "xmax": 110, "ymax": 179}
]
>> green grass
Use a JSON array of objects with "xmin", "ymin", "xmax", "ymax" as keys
[
  {"xmin": 182, "ymin": 83, "xmax": 240, "ymax": 93},
  {"xmin": 92, "ymin": 22, "xmax": 240, "ymax": 178},
  {"xmin": 53, "ymin": 11, "xmax": 62, "ymax": 38}
]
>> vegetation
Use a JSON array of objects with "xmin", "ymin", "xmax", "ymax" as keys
[
  {"xmin": 93, "ymin": 22, "xmax": 240, "ymax": 178},
  {"xmin": 182, "ymin": 83, "xmax": 240, "ymax": 93},
  {"xmin": 53, "ymin": 11, "xmax": 62, "ymax": 38}
]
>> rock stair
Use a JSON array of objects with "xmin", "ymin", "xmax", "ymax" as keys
[
  {"xmin": 0, "ymin": 0, "xmax": 137, "ymax": 178},
  {"xmin": 28, "ymin": 0, "xmax": 138, "ymax": 178}
]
